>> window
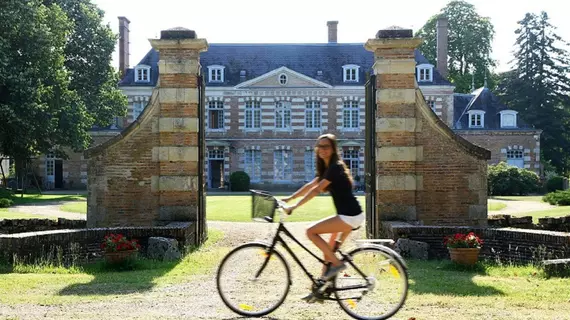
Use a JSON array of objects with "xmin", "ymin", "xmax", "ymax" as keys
[
  {"xmin": 133, "ymin": 101, "xmax": 145, "ymax": 120},
  {"xmin": 208, "ymin": 101, "xmax": 224, "ymax": 130},
  {"xmin": 208, "ymin": 149, "xmax": 224, "ymax": 159},
  {"xmin": 507, "ymin": 149, "xmax": 524, "ymax": 168},
  {"xmin": 208, "ymin": 65, "xmax": 225, "ymax": 82},
  {"xmin": 343, "ymin": 100, "xmax": 359, "ymax": 130},
  {"xmin": 279, "ymin": 74, "xmax": 288, "ymax": 85},
  {"xmin": 343, "ymin": 149, "xmax": 359, "ymax": 178},
  {"xmin": 305, "ymin": 101, "xmax": 321, "ymax": 130},
  {"xmin": 427, "ymin": 100, "xmax": 436, "ymax": 112},
  {"xmin": 500, "ymin": 110, "xmax": 518, "ymax": 128},
  {"xmin": 274, "ymin": 150, "xmax": 293, "ymax": 181},
  {"xmin": 468, "ymin": 111, "xmax": 485, "ymax": 128},
  {"xmin": 342, "ymin": 64, "xmax": 360, "ymax": 82},
  {"xmin": 245, "ymin": 100, "xmax": 261, "ymax": 130},
  {"xmin": 244, "ymin": 149, "xmax": 262, "ymax": 182},
  {"xmin": 275, "ymin": 101, "xmax": 291, "ymax": 130},
  {"xmin": 304, "ymin": 150, "xmax": 316, "ymax": 181},
  {"xmin": 135, "ymin": 66, "xmax": 151, "ymax": 82},
  {"xmin": 416, "ymin": 64, "xmax": 433, "ymax": 82}
]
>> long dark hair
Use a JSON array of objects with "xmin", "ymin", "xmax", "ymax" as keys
[{"xmin": 315, "ymin": 133, "xmax": 353, "ymax": 186}]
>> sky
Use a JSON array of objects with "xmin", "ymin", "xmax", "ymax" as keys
[{"xmin": 93, "ymin": 0, "xmax": 570, "ymax": 73}]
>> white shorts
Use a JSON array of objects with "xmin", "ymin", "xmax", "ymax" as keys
[{"xmin": 339, "ymin": 213, "xmax": 365, "ymax": 229}]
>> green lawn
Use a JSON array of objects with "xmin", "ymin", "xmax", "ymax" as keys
[
  {"xmin": 10, "ymin": 193, "xmax": 86, "ymax": 205},
  {"xmin": 60, "ymin": 202, "xmax": 87, "ymax": 214},
  {"xmin": 0, "ymin": 211, "xmax": 57, "ymax": 220},
  {"xmin": 488, "ymin": 201, "xmax": 507, "ymax": 211},
  {"xmin": 514, "ymin": 206, "xmax": 570, "ymax": 223}
]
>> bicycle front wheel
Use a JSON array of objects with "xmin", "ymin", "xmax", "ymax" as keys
[
  {"xmin": 216, "ymin": 242, "xmax": 291, "ymax": 317},
  {"xmin": 334, "ymin": 246, "xmax": 408, "ymax": 320}
]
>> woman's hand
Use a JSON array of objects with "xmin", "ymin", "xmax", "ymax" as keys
[{"xmin": 282, "ymin": 203, "xmax": 296, "ymax": 215}]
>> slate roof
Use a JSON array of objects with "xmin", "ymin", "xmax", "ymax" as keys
[
  {"xmin": 453, "ymin": 87, "xmax": 533, "ymax": 130},
  {"xmin": 118, "ymin": 44, "xmax": 451, "ymax": 87}
]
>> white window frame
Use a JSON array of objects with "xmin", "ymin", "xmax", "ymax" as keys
[
  {"xmin": 275, "ymin": 101, "xmax": 291, "ymax": 130},
  {"xmin": 343, "ymin": 100, "xmax": 360, "ymax": 131},
  {"xmin": 133, "ymin": 101, "xmax": 145, "ymax": 120},
  {"xmin": 135, "ymin": 65, "xmax": 151, "ymax": 83},
  {"xmin": 244, "ymin": 100, "xmax": 261, "ymax": 131},
  {"xmin": 274, "ymin": 149, "xmax": 293, "ymax": 182},
  {"xmin": 506, "ymin": 149, "xmax": 524, "ymax": 168},
  {"xmin": 468, "ymin": 110, "xmax": 485, "ymax": 128},
  {"xmin": 343, "ymin": 149, "xmax": 360, "ymax": 178},
  {"xmin": 416, "ymin": 63, "xmax": 433, "ymax": 82},
  {"xmin": 207, "ymin": 101, "xmax": 225, "ymax": 131},
  {"xmin": 244, "ymin": 149, "xmax": 262, "ymax": 182},
  {"xmin": 500, "ymin": 110, "xmax": 518, "ymax": 128},
  {"xmin": 305, "ymin": 100, "xmax": 322, "ymax": 130},
  {"xmin": 304, "ymin": 149, "xmax": 316, "ymax": 182},
  {"xmin": 278, "ymin": 73, "xmax": 288, "ymax": 85},
  {"xmin": 208, "ymin": 65, "xmax": 225, "ymax": 83},
  {"xmin": 342, "ymin": 64, "xmax": 360, "ymax": 82}
]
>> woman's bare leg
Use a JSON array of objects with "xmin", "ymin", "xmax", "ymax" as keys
[{"xmin": 306, "ymin": 216, "xmax": 352, "ymax": 267}]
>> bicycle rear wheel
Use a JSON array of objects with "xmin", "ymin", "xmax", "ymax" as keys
[
  {"xmin": 334, "ymin": 246, "xmax": 408, "ymax": 320},
  {"xmin": 216, "ymin": 242, "xmax": 291, "ymax": 317}
]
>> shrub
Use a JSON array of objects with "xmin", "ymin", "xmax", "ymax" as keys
[
  {"xmin": 0, "ymin": 188, "xmax": 13, "ymax": 199},
  {"xmin": 230, "ymin": 171, "xmax": 250, "ymax": 191},
  {"xmin": 488, "ymin": 162, "xmax": 540, "ymax": 196},
  {"xmin": 543, "ymin": 190, "xmax": 570, "ymax": 206},
  {"xmin": 0, "ymin": 198, "xmax": 14, "ymax": 208},
  {"xmin": 545, "ymin": 176, "xmax": 565, "ymax": 193}
]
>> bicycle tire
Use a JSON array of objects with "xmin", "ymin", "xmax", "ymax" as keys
[
  {"xmin": 334, "ymin": 245, "xmax": 409, "ymax": 320},
  {"xmin": 216, "ymin": 242, "xmax": 291, "ymax": 317}
]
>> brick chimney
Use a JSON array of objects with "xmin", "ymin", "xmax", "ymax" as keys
[
  {"xmin": 327, "ymin": 21, "xmax": 338, "ymax": 43},
  {"xmin": 436, "ymin": 16, "xmax": 448, "ymax": 79},
  {"xmin": 118, "ymin": 16, "xmax": 130, "ymax": 78}
]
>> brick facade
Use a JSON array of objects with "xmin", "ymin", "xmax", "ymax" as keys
[
  {"xmin": 365, "ymin": 28, "xmax": 490, "ymax": 228},
  {"xmin": 84, "ymin": 29, "xmax": 208, "ymax": 235}
]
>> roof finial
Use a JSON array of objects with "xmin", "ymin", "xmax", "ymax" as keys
[
  {"xmin": 484, "ymin": 70, "xmax": 488, "ymax": 88},
  {"xmin": 471, "ymin": 71, "xmax": 475, "ymax": 92}
]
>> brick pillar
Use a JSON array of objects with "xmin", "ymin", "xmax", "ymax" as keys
[
  {"xmin": 365, "ymin": 28, "xmax": 422, "ymax": 222},
  {"xmin": 366, "ymin": 27, "xmax": 490, "ymax": 227},
  {"xmin": 149, "ymin": 28, "xmax": 208, "ymax": 222}
]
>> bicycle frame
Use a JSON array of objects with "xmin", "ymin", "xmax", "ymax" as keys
[{"xmin": 256, "ymin": 219, "xmax": 371, "ymax": 297}]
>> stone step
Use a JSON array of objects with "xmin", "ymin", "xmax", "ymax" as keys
[{"xmin": 541, "ymin": 258, "xmax": 570, "ymax": 278}]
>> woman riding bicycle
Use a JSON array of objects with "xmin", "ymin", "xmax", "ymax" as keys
[{"xmin": 282, "ymin": 133, "xmax": 364, "ymax": 300}]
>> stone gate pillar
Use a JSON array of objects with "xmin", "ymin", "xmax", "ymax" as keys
[
  {"xmin": 85, "ymin": 28, "xmax": 208, "ymax": 233},
  {"xmin": 150, "ymin": 28, "xmax": 208, "ymax": 222},
  {"xmin": 365, "ymin": 27, "xmax": 490, "ymax": 227}
]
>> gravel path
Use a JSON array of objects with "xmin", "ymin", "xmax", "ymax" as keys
[
  {"xmin": 488, "ymin": 199, "xmax": 555, "ymax": 215},
  {"xmin": 8, "ymin": 201, "xmax": 86, "ymax": 220},
  {"xmin": 0, "ymin": 220, "xmax": 370, "ymax": 320}
]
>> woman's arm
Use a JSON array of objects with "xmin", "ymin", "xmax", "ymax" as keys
[
  {"xmin": 283, "ymin": 177, "xmax": 319, "ymax": 202},
  {"xmin": 286, "ymin": 178, "xmax": 331, "ymax": 213}
]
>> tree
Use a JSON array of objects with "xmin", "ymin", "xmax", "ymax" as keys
[
  {"xmin": 415, "ymin": 0, "xmax": 496, "ymax": 93},
  {"xmin": 44, "ymin": 0, "xmax": 127, "ymax": 128},
  {"xmin": 0, "ymin": 0, "xmax": 126, "ymax": 187},
  {"xmin": 497, "ymin": 12, "xmax": 570, "ymax": 174}
]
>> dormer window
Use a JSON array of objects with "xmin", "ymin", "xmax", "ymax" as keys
[
  {"xmin": 279, "ymin": 74, "xmax": 288, "ymax": 85},
  {"xmin": 342, "ymin": 64, "xmax": 360, "ymax": 82},
  {"xmin": 416, "ymin": 64, "xmax": 433, "ymax": 82},
  {"xmin": 135, "ymin": 65, "xmax": 151, "ymax": 83},
  {"xmin": 500, "ymin": 110, "xmax": 518, "ymax": 128},
  {"xmin": 208, "ymin": 65, "xmax": 225, "ymax": 83},
  {"xmin": 468, "ymin": 110, "xmax": 485, "ymax": 128}
]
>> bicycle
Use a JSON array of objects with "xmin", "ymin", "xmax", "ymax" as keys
[{"xmin": 216, "ymin": 190, "xmax": 409, "ymax": 320}]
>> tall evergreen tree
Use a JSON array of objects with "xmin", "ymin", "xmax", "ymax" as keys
[
  {"xmin": 415, "ymin": 0, "xmax": 496, "ymax": 93},
  {"xmin": 497, "ymin": 12, "xmax": 570, "ymax": 174}
]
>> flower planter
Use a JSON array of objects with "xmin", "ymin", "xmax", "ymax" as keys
[
  {"xmin": 104, "ymin": 249, "xmax": 138, "ymax": 264},
  {"xmin": 448, "ymin": 248, "xmax": 480, "ymax": 265}
]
